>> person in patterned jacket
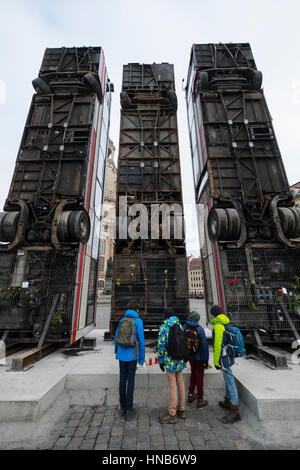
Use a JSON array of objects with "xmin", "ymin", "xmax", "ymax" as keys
[{"xmin": 157, "ymin": 308, "xmax": 186, "ymax": 424}]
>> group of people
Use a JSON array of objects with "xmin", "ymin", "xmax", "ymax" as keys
[{"xmin": 114, "ymin": 300, "xmax": 241, "ymax": 425}]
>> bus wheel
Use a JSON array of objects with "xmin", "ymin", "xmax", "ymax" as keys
[
  {"xmin": 83, "ymin": 73, "xmax": 102, "ymax": 100},
  {"xmin": 290, "ymin": 207, "xmax": 300, "ymax": 238},
  {"xmin": 198, "ymin": 72, "xmax": 209, "ymax": 90},
  {"xmin": 68, "ymin": 211, "xmax": 90, "ymax": 244},
  {"xmin": 225, "ymin": 208, "xmax": 241, "ymax": 240},
  {"xmin": 208, "ymin": 208, "xmax": 228, "ymax": 242},
  {"xmin": 278, "ymin": 207, "xmax": 296, "ymax": 238},
  {"xmin": 166, "ymin": 90, "xmax": 178, "ymax": 111},
  {"xmin": 0, "ymin": 212, "xmax": 20, "ymax": 242},
  {"xmin": 32, "ymin": 77, "xmax": 51, "ymax": 95},
  {"xmin": 251, "ymin": 70, "xmax": 263, "ymax": 90},
  {"xmin": 120, "ymin": 92, "xmax": 133, "ymax": 110}
]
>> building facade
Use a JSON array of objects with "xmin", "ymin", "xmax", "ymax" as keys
[
  {"xmin": 188, "ymin": 257, "xmax": 204, "ymax": 297},
  {"xmin": 97, "ymin": 140, "xmax": 117, "ymax": 298}
]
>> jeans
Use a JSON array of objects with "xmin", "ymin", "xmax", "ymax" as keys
[
  {"xmin": 166, "ymin": 369, "xmax": 185, "ymax": 416},
  {"xmin": 188, "ymin": 360, "xmax": 205, "ymax": 399},
  {"xmin": 223, "ymin": 367, "xmax": 238, "ymax": 405},
  {"xmin": 119, "ymin": 360, "xmax": 137, "ymax": 410}
]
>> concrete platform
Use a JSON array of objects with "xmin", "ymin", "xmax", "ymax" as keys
[{"xmin": 0, "ymin": 329, "xmax": 299, "ymax": 423}]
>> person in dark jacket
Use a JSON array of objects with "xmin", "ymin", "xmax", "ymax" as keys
[
  {"xmin": 114, "ymin": 300, "xmax": 145, "ymax": 421},
  {"xmin": 183, "ymin": 311, "xmax": 209, "ymax": 409},
  {"xmin": 210, "ymin": 304, "xmax": 241, "ymax": 424}
]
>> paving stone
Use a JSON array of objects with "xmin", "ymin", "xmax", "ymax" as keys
[
  {"xmin": 179, "ymin": 440, "xmax": 193, "ymax": 450},
  {"xmin": 52, "ymin": 437, "xmax": 71, "ymax": 450},
  {"xmin": 66, "ymin": 437, "xmax": 83, "ymax": 450},
  {"xmin": 74, "ymin": 426, "xmax": 89, "ymax": 437},
  {"xmin": 80, "ymin": 438, "xmax": 96, "ymax": 450},
  {"xmin": 164, "ymin": 436, "xmax": 178, "ymax": 446},
  {"xmin": 197, "ymin": 422, "xmax": 212, "ymax": 431},
  {"xmin": 67, "ymin": 419, "xmax": 80, "ymax": 427},
  {"xmin": 122, "ymin": 439, "xmax": 137, "ymax": 450},
  {"xmin": 190, "ymin": 435, "xmax": 206, "ymax": 448},
  {"xmin": 234, "ymin": 439, "xmax": 252, "ymax": 450},
  {"xmin": 111, "ymin": 426, "xmax": 124, "ymax": 437},
  {"xmin": 108, "ymin": 437, "xmax": 122, "ymax": 449},
  {"xmin": 175, "ymin": 430, "xmax": 189, "ymax": 441},
  {"xmin": 202, "ymin": 430, "xmax": 216, "ymax": 441},
  {"xmin": 86, "ymin": 428, "xmax": 99, "ymax": 439},
  {"xmin": 60, "ymin": 427, "xmax": 76, "ymax": 438},
  {"xmin": 95, "ymin": 443, "xmax": 108, "ymax": 450},
  {"xmin": 137, "ymin": 442, "xmax": 151, "ymax": 450},
  {"xmin": 217, "ymin": 437, "xmax": 235, "ymax": 448},
  {"xmin": 136, "ymin": 431, "xmax": 149, "ymax": 442},
  {"xmin": 206, "ymin": 440, "xmax": 223, "ymax": 450},
  {"xmin": 151, "ymin": 445, "xmax": 166, "ymax": 450},
  {"xmin": 96, "ymin": 434, "xmax": 110, "ymax": 444},
  {"xmin": 150, "ymin": 434, "xmax": 164, "ymax": 446}
]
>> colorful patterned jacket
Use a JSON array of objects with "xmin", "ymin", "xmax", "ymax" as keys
[{"xmin": 157, "ymin": 316, "xmax": 185, "ymax": 372}]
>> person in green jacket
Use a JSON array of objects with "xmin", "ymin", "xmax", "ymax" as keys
[{"xmin": 210, "ymin": 305, "xmax": 241, "ymax": 424}]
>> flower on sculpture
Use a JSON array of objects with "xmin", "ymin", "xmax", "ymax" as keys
[{"xmin": 230, "ymin": 280, "xmax": 237, "ymax": 285}]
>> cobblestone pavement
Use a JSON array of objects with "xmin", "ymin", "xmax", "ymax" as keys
[{"xmin": 48, "ymin": 399, "xmax": 300, "ymax": 451}]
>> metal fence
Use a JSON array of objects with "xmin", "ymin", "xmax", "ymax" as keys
[
  {"xmin": 221, "ymin": 248, "xmax": 300, "ymax": 331},
  {"xmin": 0, "ymin": 250, "xmax": 77, "ymax": 333}
]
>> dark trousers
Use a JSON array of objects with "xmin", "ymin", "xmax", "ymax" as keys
[
  {"xmin": 188, "ymin": 359, "xmax": 205, "ymax": 399},
  {"xmin": 119, "ymin": 360, "xmax": 137, "ymax": 410}
]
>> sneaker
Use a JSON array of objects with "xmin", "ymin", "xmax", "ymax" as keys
[
  {"xmin": 197, "ymin": 399, "xmax": 208, "ymax": 409},
  {"xmin": 177, "ymin": 408, "xmax": 186, "ymax": 419},
  {"xmin": 126, "ymin": 408, "xmax": 137, "ymax": 422},
  {"xmin": 187, "ymin": 393, "xmax": 196, "ymax": 405},
  {"xmin": 159, "ymin": 411, "xmax": 177, "ymax": 424},
  {"xmin": 118, "ymin": 406, "xmax": 126, "ymax": 418}
]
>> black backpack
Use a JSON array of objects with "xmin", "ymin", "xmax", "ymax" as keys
[
  {"xmin": 167, "ymin": 323, "xmax": 189, "ymax": 361},
  {"xmin": 184, "ymin": 325, "xmax": 200, "ymax": 355}
]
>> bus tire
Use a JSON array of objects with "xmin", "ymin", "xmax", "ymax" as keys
[
  {"xmin": 68, "ymin": 210, "xmax": 90, "ymax": 244},
  {"xmin": 83, "ymin": 73, "xmax": 102, "ymax": 100},
  {"xmin": 208, "ymin": 208, "xmax": 228, "ymax": 242},
  {"xmin": 32, "ymin": 77, "xmax": 52, "ymax": 95},
  {"xmin": 0, "ymin": 212, "xmax": 20, "ymax": 242}
]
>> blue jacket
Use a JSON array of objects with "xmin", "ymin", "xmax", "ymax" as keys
[
  {"xmin": 157, "ymin": 316, "xmax": 185, "ymax": 372},
  {"xmin": 183, "ymin": 320, "xmax": 209, "ymax": 363},
  {"xmin": 114, "ymin": 309, "xmax": 145, "ymax": 365}
]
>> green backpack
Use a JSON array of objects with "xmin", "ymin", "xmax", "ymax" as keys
[{"xmin": 116, "ymin": 317, "xmax": 136, "ymax": 348}]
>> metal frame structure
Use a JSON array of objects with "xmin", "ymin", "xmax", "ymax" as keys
[
  {"xmin": 109, "ymin": 63, "xmax": 189, "ymax": 334},
  {"xmin": 186, "ymin": 43, "xmax": 300, "ymax": 364},
  {"xmin": 0, "ymin": 47, "xmax": 113, "ymax": 347}
]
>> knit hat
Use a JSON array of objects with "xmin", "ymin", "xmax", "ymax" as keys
[
  {"xmin": 188, "ymin": 311, "xmax": 200, "ymax": 322},
  {"xmin": 210, "ymin": 305, "xmax": 222, "ymax": 317},
  {"xmin": 163, "ymin": 308, "xmax": 174, "ymax": 319}
]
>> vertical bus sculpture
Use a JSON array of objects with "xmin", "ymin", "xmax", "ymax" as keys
[
  {"xmin": 0, "ymin": 47, "xmax": 113, "ymax": 345},
  {"xmin": 186, "ymin": 43, "xmax": 300, "ymax": 358},
  {"xmin": 110, "ymin": 63, "xmax": 189, "ymax": 333}
]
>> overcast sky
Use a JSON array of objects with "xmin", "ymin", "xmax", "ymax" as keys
[{"xmin": 0, "ymin": 0, "xmax": 300, "ymax": 256}]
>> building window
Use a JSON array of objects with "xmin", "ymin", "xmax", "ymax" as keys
[
  {"xmin": 98, "ymin": 280, "xmax": 105, "ymax": 289},
  {"xmin": 99, "ymin": 257, "xmax": 105, "ymax": 272}
]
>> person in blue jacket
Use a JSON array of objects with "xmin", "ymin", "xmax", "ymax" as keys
[
  {"xmin": 183, "ymin": 311, "xmax": 209, "ymax": 409},
  {"xmin": 114, "ymin": 300, "xmax": 145, "ymax": 421}
]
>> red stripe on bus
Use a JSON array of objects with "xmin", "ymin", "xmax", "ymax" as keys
[
  {"xmin": 71, "ymin": 127, "xmax": 96, "ymax": 343},
  {"xmin": 72, "ymin": 246, "xmax": 86, "ymax": 343},
  {"xmin": 199, "ymin": 125, "xmax": 207, "ymax": 165},
  {"xmin": 85, "ymin": 129, "xmax": 97, "ymax": 210}
]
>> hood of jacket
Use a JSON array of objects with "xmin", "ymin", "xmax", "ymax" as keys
[
  {"xmin": 163, "ymin": 316, "xmax": 180, "ymax": 328},
  {"xmin": 211, "ymin": 314, "xmax": 230, "ymax": 326},
  {"xmin": 124, "ymin": 309, "xmax": 139, "ymax": 319}
]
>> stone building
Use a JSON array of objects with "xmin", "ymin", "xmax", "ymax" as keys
[
  {"xmin": 188, "ymin": 257, "xmax": 204, "ymax": 298},
  {"xmin": 97, "ymin": 140, "xmax": 117, "ymax": 298}
]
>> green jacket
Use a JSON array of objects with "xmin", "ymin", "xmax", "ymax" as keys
[{"xmin": 211, "ymin": 314, "xmax": 230, "ymax": 366}]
